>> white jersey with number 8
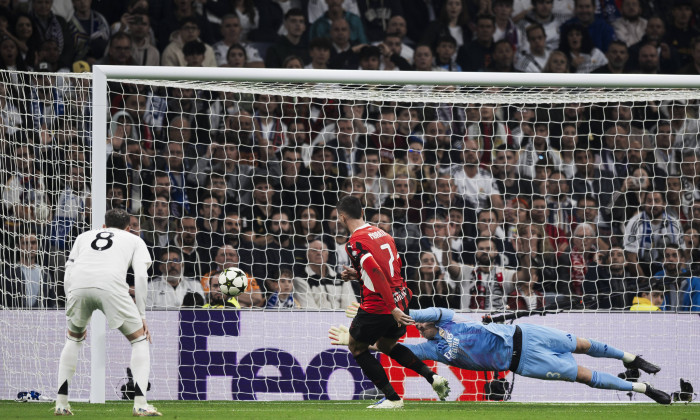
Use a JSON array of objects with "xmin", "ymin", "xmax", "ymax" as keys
[{"xmin": 65, "ymin": 228, "xmax": 152, "ymax": 317}]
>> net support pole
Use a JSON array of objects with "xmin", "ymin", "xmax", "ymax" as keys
[{"xmin": 89, "ymin": 66, "xmax": 108, "ymax": 404}]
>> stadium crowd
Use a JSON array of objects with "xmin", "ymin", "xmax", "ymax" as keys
[{"xmin": 1, "ymin": 0, "xmax": 700, "ymax": 312}]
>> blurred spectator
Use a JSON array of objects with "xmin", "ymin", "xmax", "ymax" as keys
[
  {"xmin": 309, "ymin": 0, "xmax": 366, "ymax": 45},
  {"xmin": 486, "ymin": 39, "xmax": 518, "ymax": 71},
  {"xmin": 683, "ymin": 225, "xmax": 700, "ymax": 275},
  {"xmin": 558, "ymin": 22, "xmax": 607, "ymax": 72},
  {"xmin": 239, "ymin": 175, "xmax": 279, "ymax": 246},
  {"xmin": 98, "ymin": 31, "xmax": 134, "ymax": 65},
  {"xmin": 518, "ymin": 0, "xmax": 562, "ymax": 51},
  {"xmin": 448, "ymin": 236, "xmax": 517, "ymax": 310},
  {"xmin": 624, "ymin": 190, "xmax": 684, "ymax": 277},
  {"xmin": 147, "ymin": 248, "xmax": 204, "ymax": 310},
  {"xmin": 212, "ymin": 14, "xmax": 263, "ymax": 67},
  {"xmin": 493, "ymin": 0, "xmax": 521, "ymax": 50},
  {"xmin": 232, "ymin": 0, "xmax": 260, "ymax": 42},
  {"xmin": 453, "ymin": 138, "xmax": 504, "ymax": 214},
  {"xmin": 634, "ymin": 42, "xmax": 661, "ymax": 74},
  {"xmin": 183, "ymin": 40, "xmax": 207, "ymax": 67},
  {"xmin": 305, "ymin": 36, "xmax": 332, "ymax": 69},
  {"xmin": 0, "ymin": 36, "xmax": 31, "ymax": 72},
  {"xmin": 562, "ymin": 0, "xmax": 614, "ymax": 52},
  {"xmin": 265, "ymin": 8, "xmax": 309, "ymax": 68},
  {"xmin": 518, "ymin": 121, "xmax": 561, "ymax": 179},
  {"xmin": 515, "ymin": 23, "xmax": 552, "ymax": 72},
  {"xmin": 308, "ymin": 146, "xmax": 343, "ymax": 210},
  {"xmin": 585, "ymin": 245, "xmax": 637, "ymax": 309},
  {"xmin": 544, "ymin": 170, "xmax": 573, "ymax": 236},
  {"xmin": 457, "ymin": 14, "xmax": 495, "ymax": 71},
  {"xmin": 173, "ymin": 216, "xmax": 204, "ymax": 279},
  {"xmin": 466, "ymin": 103, "xmax": 514, "ymax": 166},
  {"xmin": 356, "ymin": 44, "xmax": 380, "ymax": 69},
  {"xmin": 307, "ymin": 0, "xmax": 361, "ymax": 24},
  {"xmin": 140, "ymin": 194, "xmax": 176, "ymax": 249},
  {"xmin": 252, "ymin": 93, "xmax": 288, "ymax": 155},
  {"xmin": 293, "ymin": 238, "xmax": 356, "ymax": 309},
  {"xmin": 557, "ymin": 222, "xmax": 596, "ymax": 300},
  {"xmin": 665, "ymin": 0, "xmax": 699, "ymax": 66},
  {"xmin": 531, "ymin": 194, "xmax": 569, "ymax": 252},
  {"xmin": 385, "ymin": 15, "xmax": 414, "ymax": 63},
  {"xmin": 412, "ymin": 44, "xmax": 440, "ymax": 71},
  {"xmin": 155, "ymin": 0, "xmax": 214, "ymax": 51},
  {"xmin": 6, "ymin": 12, "xmax": 40, "ymax": 66},
  {"xmin": 508, "ymin": 266, "xmax": 545, "ymax": 310},
  {"xmin": 680, "ymin": 151, "xmax": 700, "ymax": 213},
  {"xmin": 1, "ymin": 232, "xmax": 57, "ymax": 308},
  {"xmin": 610, "ymin": 166, "xmax": 651, "ymax": 235},
  {"xmin": 161, "ymin": 18, "xmax": 216, "ymax": 67},
  {"xmin": 357, "ymin": 0, "xmax": 403, "ymax": 42},
  {"xmin": 224, "ymin": 43, "xmax": 248, "ymax": 67},
  {"xmin": 377, "ymin": 31, "xmax": 412, "ymax": 70},
  {"xmin": 293, "ymin": 204, "xmax": 323, "ymax": 248},
  {"xmin": 30, "ymin": 0, "xmax": 74, "ymax": 69},
  {"xmin": 654, "ymin": 244, "xmax": 700, "ymax": 312},
  {"xmin": 68, "ymin": 0, "xmax": 110, "ymax": 62},
  {"xmin": 127, "ymin": 10, "xmax": 159, "ymax": 66},
  {"xmin": 200, "ymin": 244, "xmax": 265, "ymax": 307},
  {"xmin": 628, "ymin": 16, "xmax": 680, "ymax": 74},
  {"xmin": 629, "ymin": 287, "xmax": 664, "ymax": 311},
  {"xmin": 408, "ymin": 250, "xmax": 450, "ymax": 309},
  {"xmin": 196, "ymin": 194, "xmax": 226, "ymax": 266},
  {"xmin": 2, "ymin": 144, "xmax": 50, "ymax": 226},
  {"xmin": 599, "ymin": 123, "xmax": 631, "ymax": 180},
  {"xmin": 679, "ymin": 36, "xmax": 700, "ymax": 74},
  {"xmin": 611, "ymin": 0, "xmax": 646, "ymax": 47},
  {"xmin": 572, "ymin": 146, "xmax": 616, "ymax": 209},
  {"xmin": 542, "ymin": 49, "xmax": 570, "ymax": 72},
  {"xmin": 421, "ymin": 0, "xmax": 473, "ymax": 50},
  {"xmin": 328, "ymin": 18, "xmax": 359, "ymax": 69},
  {"xmin": 265, "ymin": 266, "xmax": 299, "ymax": 309},
  {"xmin": 592, "ymin": 41, "xmax": 629, "ymax": 73},
  {"xmin": 324, "ymin": 206, "xmax": 351, "ymax": 276},
  {"xmin": 156, "ymin": 141, "xmax": 191, "ymax": 217}
]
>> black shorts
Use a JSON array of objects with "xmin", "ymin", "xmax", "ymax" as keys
[{"xmin": 349, "ymin": 308, "xmax": 407, "ymax": 344}]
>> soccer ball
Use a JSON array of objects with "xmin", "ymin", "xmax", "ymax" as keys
[{"xmin": 218, "ymin": 267, "xmax": 248, "ymax": 297}]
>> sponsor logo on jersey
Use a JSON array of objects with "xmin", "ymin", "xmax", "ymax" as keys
[{"xmin": 438, "ymin": 327, "xmax": 460, "ymax": 362}]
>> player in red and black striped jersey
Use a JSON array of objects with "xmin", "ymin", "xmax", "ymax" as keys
[{"xmin": 336, "ymin": 196, "xmax": 450, "ymax": 408}]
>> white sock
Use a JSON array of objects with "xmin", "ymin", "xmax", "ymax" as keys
[
  {"xmin": 622, "ymin": 352, "xmax": 636, "ymax": 363},
  {"xmin": 632, "ymin": 383, "xmax": 647, "ymax": 393},
  {"xmin": 57, "ymin": 337, "xmax": 83, "ymax": 405},
  {"xmin": 130, "ymin": 337, "xmax": 150, "ymax": 408}
]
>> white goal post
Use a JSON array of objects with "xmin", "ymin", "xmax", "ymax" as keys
[
  {"xmin": 83, "ymin": 66, "xmax": 700, "ymax": 403},
  {"xmin": 2, "ymin": 66, "xmax": 700, "ymax": 404}
]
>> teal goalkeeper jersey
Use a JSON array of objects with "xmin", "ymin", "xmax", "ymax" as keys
[{"xmin": 405, "ymin": 308, "xmax": 516, "ymax": 372}]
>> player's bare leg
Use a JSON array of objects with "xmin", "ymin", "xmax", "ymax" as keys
[
  {"xmin": 349, "ymin": 335, "xmax": 403, "ymax": 408},
  {"xmin": 55, "ymin": 329, "xmax": 85, "ymax": 415},
  {"xmin": 575, "ymin": 366, "xmax": 670, "ymax": 404},
  {"xmin": 574, "ymin": 338, "xmax": 660, "ymax": 374},
  {"xmin": 376, "ymin": 337, "xmax": 450, "ymax": 401},
  {"xmin": 124, "ymin": 322, "xmax": 161, "ymax": 417}
]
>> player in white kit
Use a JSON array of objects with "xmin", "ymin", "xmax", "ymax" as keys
[{"xmin": 55, "ymin": 209, "xmax": 161, "ymax": 416}]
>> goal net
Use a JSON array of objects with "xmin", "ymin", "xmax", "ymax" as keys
[{"xmin": 1, "ymin": 67, "xmax": 699, "ymax": 402}]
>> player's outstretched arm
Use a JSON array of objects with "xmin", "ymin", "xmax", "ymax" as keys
[{"xmin": 409, "ymin": 307, "xmax": 455, "ymax": 323}]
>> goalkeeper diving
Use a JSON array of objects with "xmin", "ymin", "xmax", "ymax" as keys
[{"xmin": 330, "ymin": 304, "xmax": 672, "ymax": 404}]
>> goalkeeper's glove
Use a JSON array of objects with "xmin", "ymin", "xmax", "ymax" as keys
[
  {"xmin": 345, "ymin": 301, "xmax": 360, "ymax": 318},
  {"xmin": 328, "ymin": 325, "xmax": 350, "ymax": 346}
]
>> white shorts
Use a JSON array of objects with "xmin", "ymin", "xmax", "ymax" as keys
[{"xmin": 66, "ymin": 288, "xmax": 142, "ymax": 335}]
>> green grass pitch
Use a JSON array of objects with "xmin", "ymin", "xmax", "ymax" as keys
[{"xmin": 1, "ymin": 401, "xmax": 699, "ymax": 420}]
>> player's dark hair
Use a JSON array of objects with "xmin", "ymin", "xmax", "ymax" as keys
[
  {"xmin": 105, "ymin": 208, "xmax": 130, "ymax": 229},
  {"xmin": 337, "ymin": 195, "xmax": 363, "ymax": 220}
]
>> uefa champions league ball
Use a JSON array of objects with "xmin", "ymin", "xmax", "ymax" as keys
[{"xmin": 218, "ymin": 267, "xmax": 248, "ymax": 297}]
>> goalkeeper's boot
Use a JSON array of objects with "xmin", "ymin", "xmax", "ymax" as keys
[
  {"xmin": 54, "ymin": 405, "xmax": 73, "ymax": 416},
  {"xmin": 367, "ymin": 397, "xmax": 404, "ymax": 409},
  {"xmin": 133, "ymin": 404, "xmax": 163, "ymax": 416},
  {"xmin": 432, "ymin": 375, "xmax": 451, "ymax": 401},
  {"xmin": 643, "ymin": 383, "xmax": 672, "ymax": 405},
  {"xmin": 624, "ymin": 355, "xmax": 661, "ymax": 374}
]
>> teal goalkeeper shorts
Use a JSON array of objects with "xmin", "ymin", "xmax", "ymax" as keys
[{"xmin": 515, "ymin": 324, "xmax": 579, "ymax": 382}]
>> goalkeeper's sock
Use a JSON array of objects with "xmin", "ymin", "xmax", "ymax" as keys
[
  {"xmin": 586, "ymin": 340, "xmax": 624, "ymax": 359},
  {"xmin": 632, "ymin": 383, "xmax": 647, "ymax": 393},
  {"xmin": 57, "ymin": 335, "xmax": 84, "ymax": 404},
  {"xmin": 130, "ymin": 336, "xmax": 150, "ymax": 408},
  {"xmin": 588, "ymin": 371, "xmax": 634, "ymax": 391},
  {"xmin": 621, "ymin": 352, "xmax": 636, "ymax": 363},
  {"xmin": 388, "ymin": 344, "xmax": 436, "ymax": 384},
  {"xmin": 354, "ymin": 351, "xmax": 401, "ymax": 401}
]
